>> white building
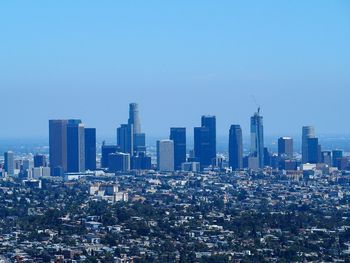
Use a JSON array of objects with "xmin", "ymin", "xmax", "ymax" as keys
[
  {"xmin": 90, "ymin": 182, "xmax": 128, "ymax": 203},
  {"xmin": 32, "ymin": 166, "xmax": 51, "ymax": 178},
  {"xmin": 157, "ymin": 139, "xmax": 174, "ymax": 172},
  {"xmin": 42, "ymin": 167, "xmax": 50, "ymax": 177}
]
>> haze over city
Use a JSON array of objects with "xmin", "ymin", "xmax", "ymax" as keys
[
  {"xmin": 2, "ymin": 1, "xmax": 350, "ymax": 262},
  {"xmin": 1, "ymin": 0, "xmax": 350, "ymax": 138}
]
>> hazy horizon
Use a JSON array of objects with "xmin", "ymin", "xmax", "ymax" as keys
[{"xmin": 2, "ymin": 134, "xmax": 350, "ymax": 154}]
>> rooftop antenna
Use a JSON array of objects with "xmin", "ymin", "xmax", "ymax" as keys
[{"xmin": 251, "ymin": 95, "xmax": 260, "ymax": 115}]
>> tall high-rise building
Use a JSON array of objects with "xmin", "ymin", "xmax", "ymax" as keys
[
  {"xmin": 66, "ymin": 120, "xmax": 85, "ymax": 173},
  {"xmin": 264, "ymin": 147, "xmax": 271, "ymax": 167},
  {"xmin": 128, "ymin": 103, "xmax": 141, "ymax": 134},
  {"xmin": 117, "ymin": 124, "xmax": 134, "ymax": 156},
  {"xmin": 250, "ymin": 108, "xmax": 264, "ymax": 168},
  {"xmin": 194, "ymin": 116, "xmax": 216, "ymax": 168},
  {"xmin": 101, "ymin": 143, "xmax": 120, "ymax": 168},
  {"xmin": 134, "ymin": 133, "xmax": 146, "ymax": 153},
  {"xmin": 128, "ymin": 103, "xmax": 146, "ymax": 153},
  {"xmin": 278, "ymin": 137, "xmax": 293, "ymax": 158},
  {"xmin": 34, "ymin": 154, "xmax": 47, "ymax": 168},
  {"xmin": 335, "ymin": 157, "xmax": 349, "ymax": 170},
  {"xmin": 85, "ymin": 128, "xmax": 96, "ymax": 171},
  {"xmin": 4, "ymin": 151, "xmax": 14, "ymax": 175},
  {"xmin": 194, "ymin": 126, "xmax": 211, "ymax": 167},
  {"xmin": 302, "ymin": 126, "xmax": 315, "ymax": 163},
  {"xmin": 170, "ymin": 127, "xmax": 186, "ymax": 170},
  {"xmin": 157, "ymin": 140, "xmax": 174, "ymax": 172},
  {"xmin": 108, "ymin": 152, "xmax": 130, "ymax": 172},
  {"xmin": 201, "ymin": 116, "xmax": 216, "ymax": 162},
  {"xmin": 229, "ymin": 125, "xmax": 243, "ymax": 170},
  {"xmin": 49, "ymin": 120, "xmax": 68, "ymax": 176},
  {"xmin": 332, "ymin": 149, "xmax": 343, "ymax": 167},
  {"xmin": 131, "ymin": 152, "xmax": 152, "ymax": 170},
  {"xmin": 307, "ymin": 137, "xmax": 320, "ymax": 164}
]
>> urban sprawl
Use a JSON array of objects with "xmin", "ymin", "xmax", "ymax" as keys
[{"xmin": 1, "ymin": 103, "xmax": 350, "ymax": 262}]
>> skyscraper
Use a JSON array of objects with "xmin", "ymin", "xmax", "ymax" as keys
[
  {"xmin": 108, "ymin": 152, "xmax": 130, "ymax": 172},
  {"xmin": 278, "ymin": 137, "xmax": 293, "ymax": 158},
  {"xmin": 250, "ymin": 108, "xmax": 264, "ymax": 168},
  {"xmin": 157, "ymin": 139, "xmax": 174, "ymax": 172},
  {"xmin": 332, "ymin": 149, "xmax": 343, "ymax": 167},
  {"xmin": 264, "ymin": 147, "xmax": 271, "ymax": 167},
  {"xmin": 128, "ymin": 103, "xmax": 141, "ymax": 134},
  {"xmin": 302, "ymin": 126, "xmax": 315, "ymax": 164},
  {"xmin": 201, "ymin": 116, "xmax": 216, "ymax": 162},
  {"xmin": 194, "ymin": 116, "xmax": 216, "ymax": 169},
  {"xmin": 307, "ymin": 137, "xmax": 320, "ymax": 164},
  {"xmin": 229, "ymin": 125, "xmax": 243, "ymax": 170},
  {"xmin": 194, "ymin": 126, "xmax": 211, "ymax": 167},
  {"xmin": 117, "ymin": 124, "xmax": 134, "ymax": 156},
  {"xmin": 4, "ymin": 151, "xmax": 14, "ymax": 175},
  {"xmin": 49, "ymin": 120, "xmax": 68, "ymax": 176},
  {"xmin": 128, "ymin": 103, "xmax": 146, "ymax": 153},
  {"xmin": 131, "ymin": 152, "xmax": 152, "ymax": 170},
  {"xmin": 170, "ymin": 127, "xmax": 186, "ymax": 170},
  {"xmin": 85, "ymin": 128, "xmax": 96, "ymax": 171},
  {"xmin": 101, "ymin": 143, "xmax": 120, "ymax": 168},
  {"xmin": 134, "ymin": 133, "xmax": 146, "ymax": 153},
  {"xmin": 34, "ymin": 154, "xmax": 47, "ymax": 168},
  {"xmin": 66, "ymin": 120, "xmax": 85, "ymax": 173}
]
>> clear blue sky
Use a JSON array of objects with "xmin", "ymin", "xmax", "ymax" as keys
[{"xmin": 1, "ymin": 1, "xmax": 349, "ymax": 139}]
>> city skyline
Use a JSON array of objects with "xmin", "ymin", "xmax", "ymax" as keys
[
  {"xmin": 1, "ymin": 108, "xmax": 349, "ymax": 156},
  {"xmin": 3, "ymin": 104, "xmax": 349, "ymax": 175},
  {"xmin": 1, "ymin": 1, "xmax": 350, "ymax": 138},
  {"xmin": 1, "ymin": 2, "xmax": 350, "ymax": 261},
  {"xmin": 0, "ymin": 102, "xmax": 349, "ymax": 140},
  {"xmin": 1, "ymin": 104, "xmax": 349, "ymax": 158},
  {"xmin": 43, "ymin": 103, "xmax": 345, "ymax": 174},
  {"xmin": 0, "ymin": 100, "xmax": 349, "ymax": 139}
]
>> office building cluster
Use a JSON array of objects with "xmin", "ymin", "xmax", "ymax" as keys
[
  {"xmin": 227, "ymin": 110, "xmax": 348, "ymax": 171},
  {"xmin": 1, "ymin": 105, "xmax": 350, "ymax": 263},
  {"xmin": 1, "ymin": 103, "xmax": 349, "ymax": 178},
  {"xmin": 48, "ymin": 119, "xmax": 96, "ymax": 176},
  {"xmin": 1, "ymin": 151, "xmax": 50, "ymax": 179},
  {"xmin": 102, "ymin": 103, "xmax": 151, "ymax": 172}
]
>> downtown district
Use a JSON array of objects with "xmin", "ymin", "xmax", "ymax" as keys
[{"xmin": 0, "ymin": 103, "xmax": 350, "ymax": 262}]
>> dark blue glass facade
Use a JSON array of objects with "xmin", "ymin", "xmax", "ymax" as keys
[
  {"xmin": 201, "ymin": 116, "xmax": 216, "ymax": 163},
  {"xmin": 101, "ymin": 143, "xmax": 120, "ymax": 168},
  {"xmin": 229, "ymin": 125, "xmax": 243, "ymax": 170},
  {"xmin": 170, "ymin": 127, "xmax": 186, "ymax": 170},
  {"xmin": 307, "ymin": 137, "xmax": 319, "ymax": 164},
  {"xmin": 34, "ymin": 154, "xmax": 47, "ymax": 168},
  {"xmin": 194, "ymin": 126, "xmax": 211, "ymax": 168},
  {"xmin": 85, "ymin": 128, "xmax": 96, "ymax": 171}
]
